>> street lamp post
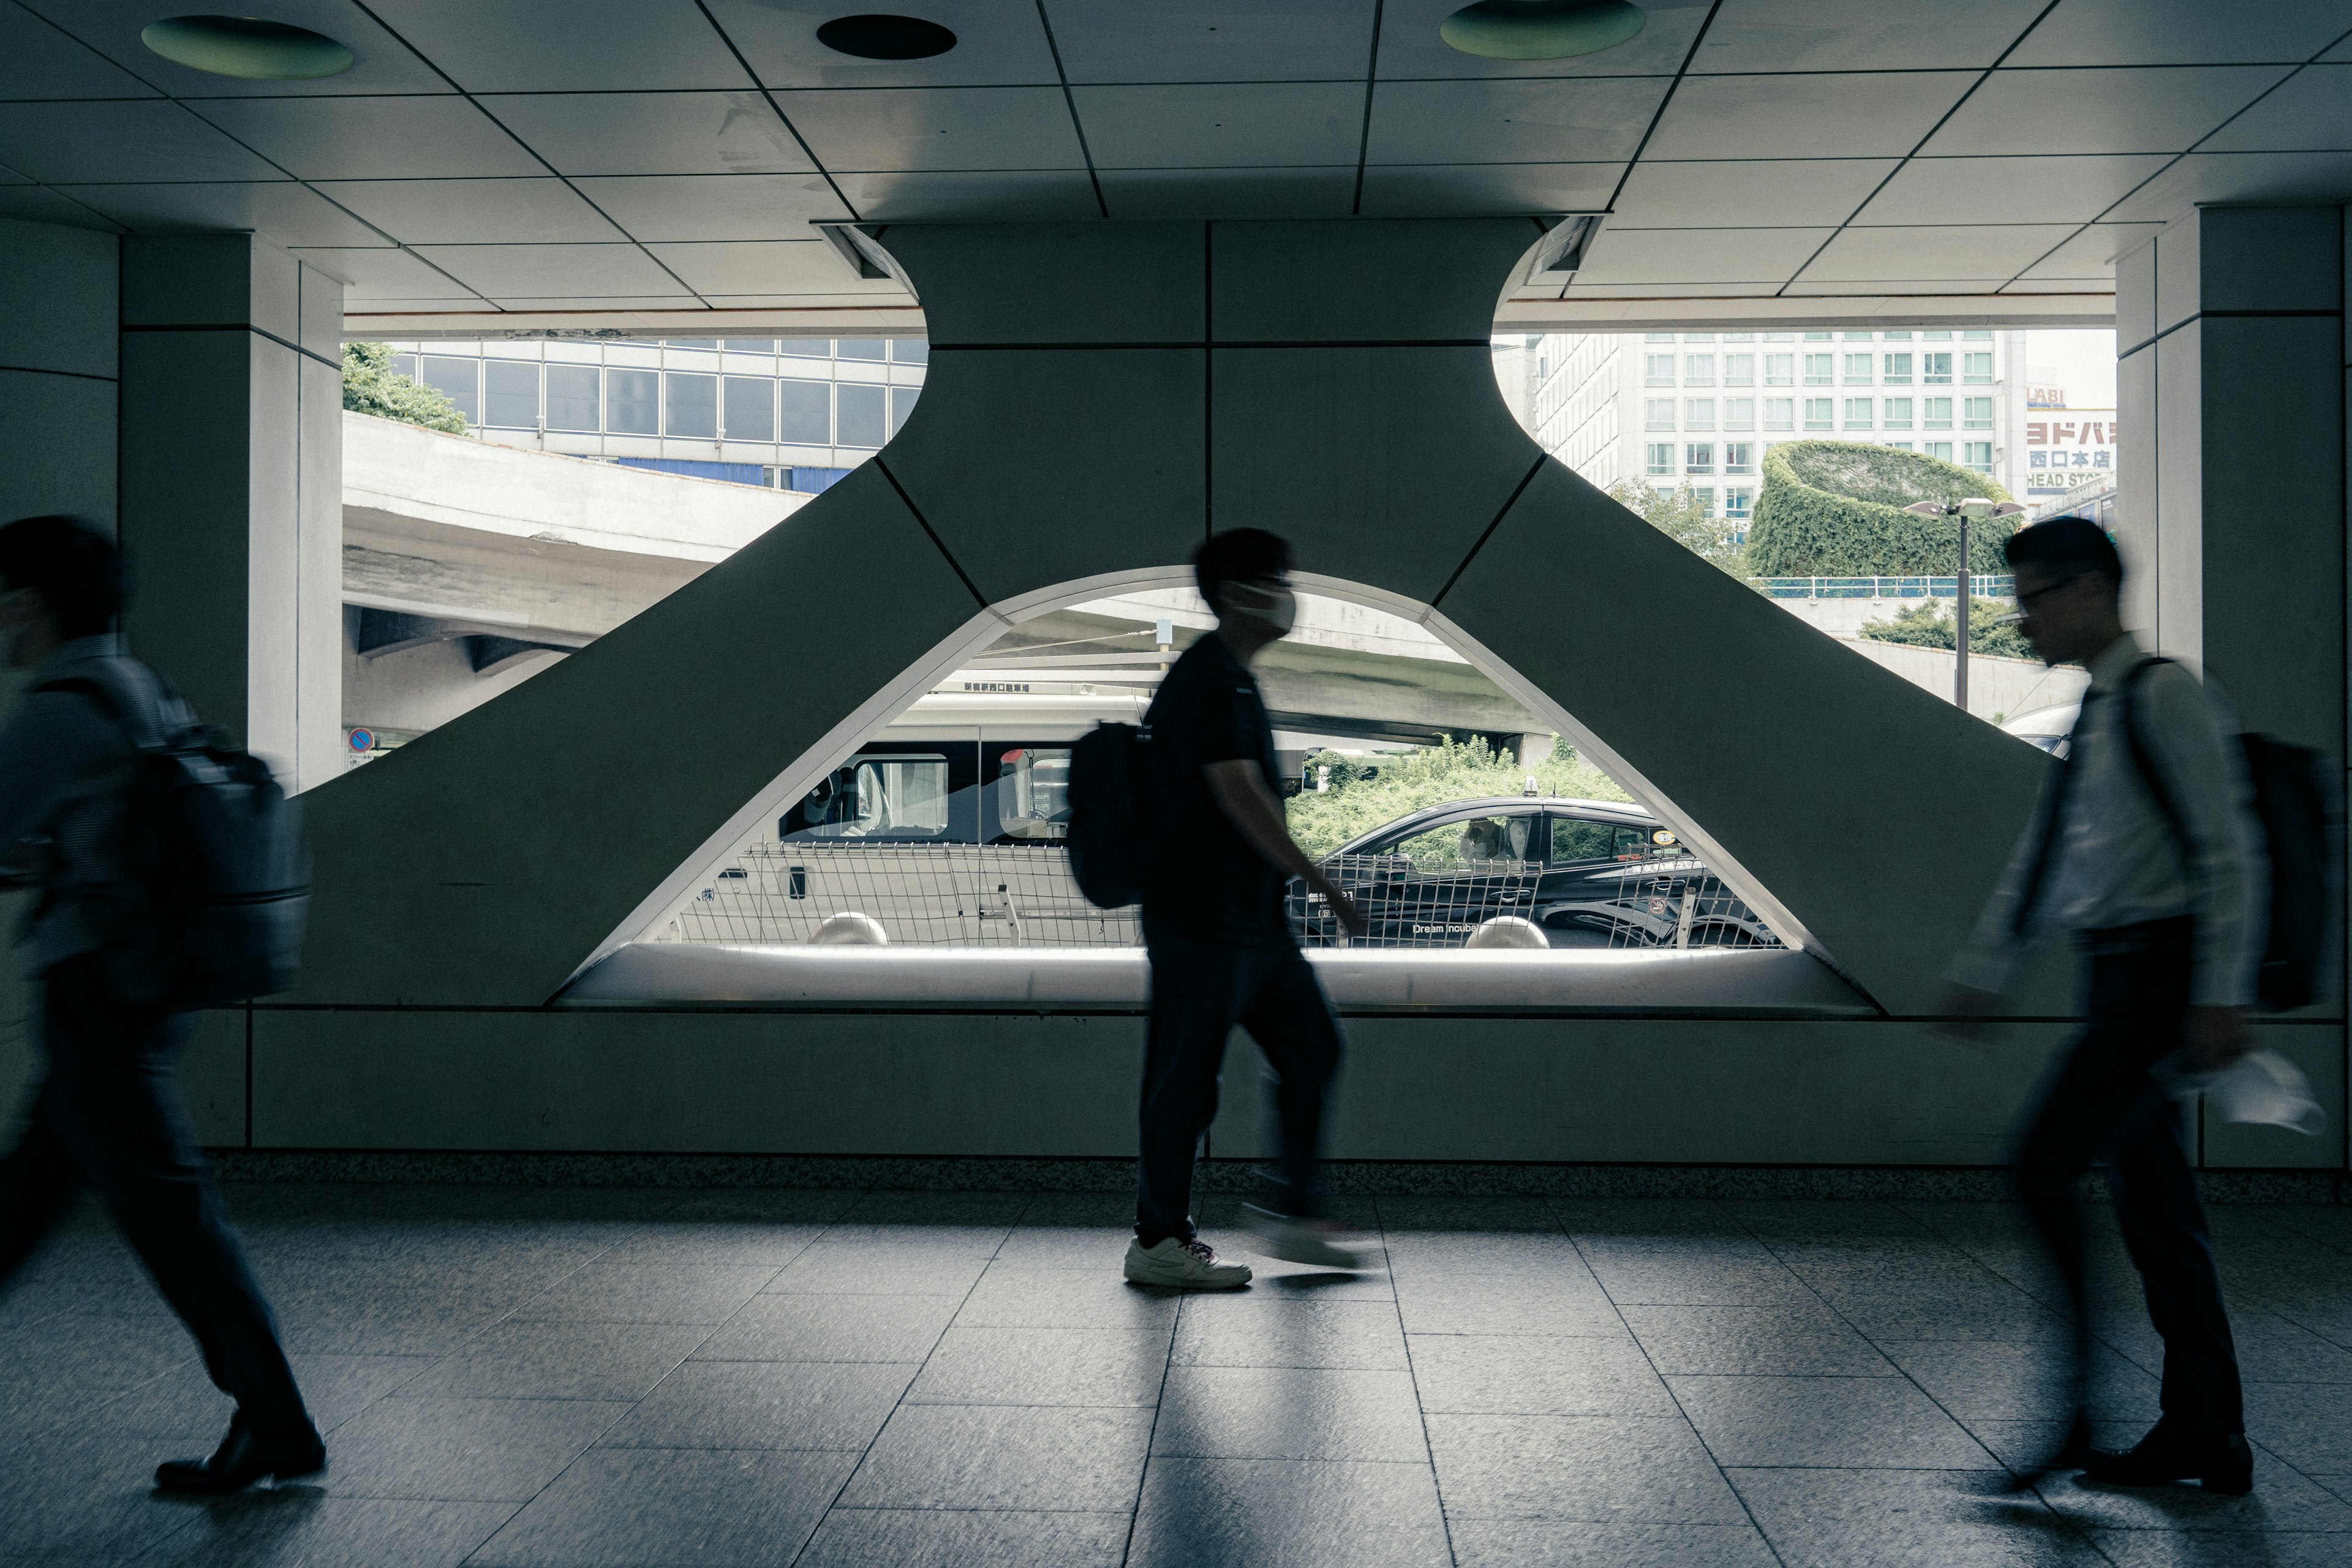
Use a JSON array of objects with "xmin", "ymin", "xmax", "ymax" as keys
[{"xmin": 1905, "ymin": 496, "xmax": 2026, "ymax": 715}]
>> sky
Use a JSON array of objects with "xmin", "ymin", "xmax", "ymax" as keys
[{"xmin": 2019, "ymin": 329, "xmax": 2118, "ymax": 409}]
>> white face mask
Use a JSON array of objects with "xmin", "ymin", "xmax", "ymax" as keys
[{"xmin": 1224, "ymin": 580, "xmax": 1297, "ymax": 636}]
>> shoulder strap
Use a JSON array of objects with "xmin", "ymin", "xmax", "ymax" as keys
[
  {"xmin": 33, "ymin": 674, "xmax": 129, "ymax": 731},
  {"xmin": 2119, "ymin": 657, "xmax": 2187, "ymax": 839}
]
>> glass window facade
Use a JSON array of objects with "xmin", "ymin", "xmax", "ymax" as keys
[
  {"xmin": 666, "ymin": 372, "xmax": 718, "ymax": 439},
  {"xmin": 483, "ymin": 360, "xmax": 538, "ymax": 429},
  {"xmin": 607, "ymin": 368, "xmax": 658, "ymax": 434},
  {"xmin": 420, "ymin": 355, "xmax": 479, "ymax": 424}
]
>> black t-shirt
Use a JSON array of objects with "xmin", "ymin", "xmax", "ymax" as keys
[{"xmin": 1142, "ymin": 634, "xmax": 1290, "ymax": 946}]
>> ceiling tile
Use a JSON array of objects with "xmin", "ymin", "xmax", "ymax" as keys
[
  {"xmin": 0, "ymin": 101, "xmax": 287, "ymax": 184},
  {"xmin": 0, "ymin": 186, "xmax": 123, "ymax": 230},
  {"xmin": 1098, "ymin": 167, "xmax": 1357, "ymax": 219},
  {"xmin": 1644, "ymin": 73, "xmax": 1978, "ymax": 160},
  {"xmin": 2099, "ymin": 149, "xmax": 2352, "ymax": 223},
  {"xmin": 2013, "ymin": 0, "xmax": 2352, "ymax": 66},
  {"xmin": 1852, "ymin": 154, "xmax": 2174, "ymax": 225},
  {"xmin": 0, "ymin": 6, "xmax": 161, "ymax": 99},
  {"xmin": 1558, "ymin": 281, "xmax": 1787, "ymax": 297},
  {"xmin": 1366, "ymin": 77, "xmax": 1670, "ymax": 166},
  {"xmin": 1074, "ymin": 83, "xmax": 1365, "ymax": 170},
  {"xmin": 287, "ymin": 246, "xmax": 486, "ymax": 300},
  {"xmin": 56, "ymin": 181, "xmax": 393, "ymax": 246},
  {"xmin": 1795, "ymin": 224, "xmax": 2082, "ymax": 282},
  {"xmin": 1377, "ymin": 0, "xmax": 1710, "ymax": 81},
  {"xmin": 1779, "ymin": 277, "xmax": 2013, "ymax": 295},
  {"xmin": 1686, "ymin": 0, "xmax": 2054, "ymax": 72},
  {"xmin": 364, "ymin": 0, "xmax": 750, "ymax": 91},
  {"xmin": 187, "ymin": 96, "xmax": 543, "ymax": 181},
  {"xmin": 2016, "ymin": 222, "xmax": 2166, "ymax": 279},
  {"xmin": 1357, "ymin": 162, "xmax": 1623, "ymax": 217},
  {"xmin": 2201, "ymin": 64, "xmax": 2352, "ymax": 152},
  {"xmin": 480, "ymin": 92, "xmax": 815, "ymax": 176},
  {"xmin": 1923, "ymin": 66, "xmax": 2295, "ymax": 156},
  {"xmin": 774, "ymin": 87, "xmax": 1084, "ymax": 172},
  {"xmin": 18, "ymin": 0, "xmax": 454, "ymax": 96},
  {"xmin": 1044, "ymin": 1, "xmax": 1376, "ymax": 83},
  {"xmin": 704, "ymin": 0, "xmax": 1062, "ymax": 89},
  {"xmin": 412, "ymin": 242, "xmax": 692, "ymax": 298},
  {"xmin": 698, "ymin": 293, "xmax": 918, "ymax": 307},
  {"xmin": 1997, "ymin": 278, "xmax": 2124, "ymax": 294},
  {"xmin": 643, "ymin": 240, "xmax": 899, "ymax": 294},
  {"xmin": 484, "ymin": 295, "xmax": 695, "ymax": 311},
  {"xmin": 315, "ymin": 178, "xmax": 626, "ymax": 244},
  {"xmin": 570, "ymin": 173, "xmax": 851, "ymax": 240},
  {"xmin": 1610, "ymin": 158, "xmax": 1900, "ymax": 227},
  {"xmin": 827, "ymin": 169, "xmax": 1102, "ymax": 222},
  {"xmin": 1576, "ymin": 227, "xmax": 1836, "ymax": 285}
]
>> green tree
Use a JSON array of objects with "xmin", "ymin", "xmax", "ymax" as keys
[
  {"xmin": 342, "ymin": 341, "xmax": 466, "ymax": 433},
  {"xmin": 1284, "ymin": 736, "xmax": 1631, "ymax": 862},
  {"xmin": 1858, "ymin": 596, "xmax": 2035, "ymax": 660},
  {"xmin": 1604, "ymin": 478, "xmax": 1748, "ymax": 575}
]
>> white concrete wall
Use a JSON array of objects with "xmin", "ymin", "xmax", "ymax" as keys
[
  {"xmin": 1833, "ymin": 636, "xmax": 2089, "ymax": 725},
  {"xmin": 344, "ymin": 412, "xmax": 808, "ymax": 565}
]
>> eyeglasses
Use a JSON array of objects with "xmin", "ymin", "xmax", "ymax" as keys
[{"xmin": 2013, "ymin": 574, "xmax": 2087, "ymax": 608}]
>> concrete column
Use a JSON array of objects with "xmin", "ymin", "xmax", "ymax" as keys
[
  {"xmin": 2116, "ymin": 205, "xmax": 2349, "ymax": 1169},
  {"xmin": 118, "ymin": 235, "xmax": 345, "ymax": 792},
  {"xmin": 0, "ymin": 216, "xmax": 122, "ymax": 1140}
]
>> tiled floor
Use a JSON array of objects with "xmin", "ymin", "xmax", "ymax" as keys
[{"xmin": 3, "ymin": 1184, "xmax": 2350, "ymax": 1566}]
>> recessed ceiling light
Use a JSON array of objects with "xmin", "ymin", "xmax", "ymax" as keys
[
  {"xmin": 1441, "ymin": 0, "xmax": 1645, "ymax": 61},
  {"xmin": 816, "ymin": 13, "xmax": 958, "ymax": 61},
  {"xmin": 140, "ymin": 15, "xmax": 355, "ymax": 80}
]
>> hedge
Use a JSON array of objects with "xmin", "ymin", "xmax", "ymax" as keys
[{"xmin": 1745, "ymin": 440, "xmax": 2015, "ymax": 578}]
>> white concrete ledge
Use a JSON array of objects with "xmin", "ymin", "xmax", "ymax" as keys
[{"xmin": 562, "ymin": 942, "xmax": 1874, "ymax": 1016}]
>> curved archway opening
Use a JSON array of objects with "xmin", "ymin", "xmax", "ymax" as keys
[{"xmin": 565, "ymin": 569, "xmax": 1852, "ymax": 1014}]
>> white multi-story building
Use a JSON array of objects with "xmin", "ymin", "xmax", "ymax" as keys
[
  {"xmin": 380, "ymin": 335, "xmax": 926, "ymax": 495},
  {"xmin": 1517, "ymin": 329, "xmax": 2030, "ymax": 539}
]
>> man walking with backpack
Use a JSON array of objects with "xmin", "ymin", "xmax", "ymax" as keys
[
  {"xmin": 0, "ymin": 516, "xmax": 322, "ymax": 1491},
  {"xmin": 1945, "ymin": 516, "xmax": 2260, "ymax": 1492},
  {"xmin": 1122, "ymin": 529, "xmax": 1369, "ymax": 1290}
]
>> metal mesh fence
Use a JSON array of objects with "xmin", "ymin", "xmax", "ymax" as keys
[
  {"xmin": 656, "ymin": 842, "xmax": 1783, "ymax": 952},
  {"xmin": 659, "ymin": 842, "xmax": 1142, "ymax": 948}
]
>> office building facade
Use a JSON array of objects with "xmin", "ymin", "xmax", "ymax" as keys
[
  {"xmin": 383, "ymin": 336, "xmax": 927, "ymax": 493},
  {"xmin": 1523, "ymin": 329, "xmax": 2028, "ymax": 538}
]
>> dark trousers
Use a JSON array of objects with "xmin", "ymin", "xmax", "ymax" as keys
[
  {"xmin": 0, "ymin": 955, "xmax": 311, "ymax": 1437},
  {"xmin": 1136, "ymin": 929, "xmax": 1343, "ymax": 1247},
  {"xmin": 2015, "ymin": 917, "xmax": 2243, "ymax": 1435}
]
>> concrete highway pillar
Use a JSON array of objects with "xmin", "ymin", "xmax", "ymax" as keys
[
  {"xmin": 2116, "ymin": 206, "xmax": 2349, "ymax": 1166},
  {"xmin": 118, "ymin": 235, "xmax": 345, "ymax": 793}
]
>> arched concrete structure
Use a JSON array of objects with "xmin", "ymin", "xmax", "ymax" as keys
[{"xmin": 298, "ymin": 219, "xmax": 2052, "ymax": 1021}]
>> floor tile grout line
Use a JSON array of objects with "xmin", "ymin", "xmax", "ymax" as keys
[
  {"xmin": 1722, "ymin": 1200, "xmax": 2127, "ymax": 1547},
  {"xmin": 782, "ymin": 1192, "xmax": 1012, "ymax": 1567},
  {"xmin": 1117, "ymin": 1262, "xmax": 1187, "ymax": 1568},
  {"xmin": 1363, "ymin": 1199, "xmax": 1456, "ymax": 1566},
  {"xmin": 1550, "ymin": 1194, "xmax": 1797, "ymax": 1568}
]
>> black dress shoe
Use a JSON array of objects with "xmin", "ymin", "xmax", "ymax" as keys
[
  {"xmin": 2082, "ymin": 1423, "xmax": 2252, "ymax": 1494},
  {"xmin": 156, "ymin": 1415, "xmax": 326, "ymax": 1494}
]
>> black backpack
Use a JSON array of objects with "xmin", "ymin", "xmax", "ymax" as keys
[
  {"xmin": 1068, "ymin": 722, "xmax": 1153, "ymax": 910},
  {"xmin": 2122, "ymin": 659, "xmax": 2342, "ymax": 1013},
  {"xmin": 38, "ymin": 670, "xmax": 309, "ymax": 1009}
]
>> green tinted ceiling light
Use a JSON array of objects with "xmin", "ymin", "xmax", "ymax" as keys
[
  {"xmin": 1441, "ymin": 0, "xmax": 1645, "ymax": 61},
  {"xmin": 141, "ymin": 15, "xmax": 355, "ymax": 80}
]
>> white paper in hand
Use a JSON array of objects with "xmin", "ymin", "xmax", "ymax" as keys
[{"xmin": 2201, "ymin": 1050, "xmax": 2327, "ymax": 1136}]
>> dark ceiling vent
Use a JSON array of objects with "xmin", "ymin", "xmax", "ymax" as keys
[{"xmin": 816, "ymin": 14, "xmax": 959, "ymax": 61}]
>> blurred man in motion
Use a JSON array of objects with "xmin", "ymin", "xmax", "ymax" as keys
[
  {"xmin": 0, "ymin": 516, "xmax": 322, "ymax": 1492},
  {"xmin": 1123, "ymin": 529, "xmax": 1368, "ymax": 1289},
  {"xmin": 1945, "ymin": 516, "xmax": 2258, "ymax": 1493}
]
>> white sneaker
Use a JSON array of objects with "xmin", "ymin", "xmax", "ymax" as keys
[
  {"xmin": 1124, "ymin": 1236, "xmax": 1253, "ymax": 1289},
  {"xmin": 1240, "ymin": 1205, "xmax": 1368, "ymax": 1270}
]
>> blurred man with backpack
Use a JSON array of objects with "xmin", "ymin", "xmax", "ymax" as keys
[
  {"xmin": 0, "ymin": 516, "xmax": 321, "ymax": 1491},
  {"xmin": 1121, "ymin": 529, "xmax": 1368, "ymax": 1290},
  {"xmin": 1945, "ymin": 516, "xmax": 2266, "ymax": 1493}
]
